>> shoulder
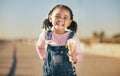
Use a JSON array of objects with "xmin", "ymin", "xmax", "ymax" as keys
[
  {"xmin": 69, "ymin": 31, "xmax": 78, "ymax": 38},
  {"xmin": 72, "ymin": 32, "xmax": 80, "ymax": 41},
  {"xmin": 38, "ymin": 29, "xmax": 47, "ymax": 39}
]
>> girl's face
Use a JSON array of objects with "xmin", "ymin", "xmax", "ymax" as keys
[{"xmin": 49, "ymin": 7, "xmax": 72, "ymax": 33}]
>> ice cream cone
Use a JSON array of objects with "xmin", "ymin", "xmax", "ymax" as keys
[{"xmin": 67, "ymin": 39, "xmax": 75, "ymax": 53}]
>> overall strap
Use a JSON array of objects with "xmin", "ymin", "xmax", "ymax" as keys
[
  {"xmin": 46, "ymin": 30, "xmax": 52, "ymax": 40},
  {"xmin": 67, "ymin": 32, "xmax": 74, "ymax": 40}
]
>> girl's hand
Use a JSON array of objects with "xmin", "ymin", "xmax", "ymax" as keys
[
  {"xmin": 41, "ymin": 58, "xmax": 45, "ymax": 63},
  {"xmin": 67, "ymin": 52, "xmax": 77, "ymax": 64},
  {"xmin": 67, "ymin": 39, "xmax": 77, "ymax": 64}
]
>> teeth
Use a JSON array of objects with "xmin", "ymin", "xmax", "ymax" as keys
[{"xmin": 57, "ymin": 22, "xmax": 64, "ymax": 26}]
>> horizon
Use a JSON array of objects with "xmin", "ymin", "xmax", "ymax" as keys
[{"xmin": 0, "ymin": 0, "xmax": 120, "ymax": 39}]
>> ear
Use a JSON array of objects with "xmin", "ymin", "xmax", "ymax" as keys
[{"xmin": 48, "ymin": 15, "xmax": 52, "ymax": 22}]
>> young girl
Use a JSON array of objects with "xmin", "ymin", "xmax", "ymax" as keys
[{"xmin": 36, "ymin": 5, "xmax": 83, "ymax": 76}]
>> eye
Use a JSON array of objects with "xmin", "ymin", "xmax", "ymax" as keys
[
  {"xmin": 55, "ymin": 15, "xmax": 60, "ymax": 19},
  {"xmin": 64, "ymin": 17, "xmax": 68, "ymax": 20}
]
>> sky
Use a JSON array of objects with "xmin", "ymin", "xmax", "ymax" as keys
[{"xmin": 0, "ymin": 0, "xmax": 120, "ymax": 39}]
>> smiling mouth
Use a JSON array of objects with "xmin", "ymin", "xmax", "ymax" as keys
[{"xmin": 56, "ymin": 22, "xmax": 64, "ymax": 26}]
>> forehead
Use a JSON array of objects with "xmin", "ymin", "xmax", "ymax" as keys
[{"xmin": 52, "ymin": 7, "xmax": 71, "ymax": 16}]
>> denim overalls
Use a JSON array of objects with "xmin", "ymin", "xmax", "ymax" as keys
[{"xmin": 43, "ymin": 30, "xmax": 76, "ymax": 76}]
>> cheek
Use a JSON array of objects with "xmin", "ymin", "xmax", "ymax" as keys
[
  {"xmin": 51, "ymin": 18, "xmax": 56, "ymax": 24},
  {"xmin": 66, "ymin": 21, "xmax": 72, "ymax": 26}
]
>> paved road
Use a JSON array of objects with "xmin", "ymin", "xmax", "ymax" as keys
[
  {"xmin": 0, "ymin": 42, "xmax": 43, "ymax": 76},
  {"xmin": 0, "ymin": 42, "xmax": 120, "ymax": 76}
]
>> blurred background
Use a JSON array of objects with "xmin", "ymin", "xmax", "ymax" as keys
[{"xmin": 0, "ymin": 0, "xmax": 120, "ymax": 76}]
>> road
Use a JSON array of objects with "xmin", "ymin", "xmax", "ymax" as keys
[{"xmin": 0, "ymin": 42, "xmax": 120, "ymax": 76}]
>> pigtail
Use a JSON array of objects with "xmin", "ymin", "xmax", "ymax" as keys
[
  {"xmin": 42, "ymin": 19, "xmax": 53, "ymax": 30},
  {"xmin": 42, "ymin": 6, "xmax": 53, "ymax": 30},
  {"xmin": 67, "ymin": 21, "xmax": 77, "ymax": 33}
]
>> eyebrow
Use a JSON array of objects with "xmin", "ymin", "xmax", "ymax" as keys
[
  {"xmin": 56, "ymin": 14, "xmax": 70, "ymax": 18},
  {"xmin": 64, "ymin": 15, "xmax": 69, "ymax": 18}
]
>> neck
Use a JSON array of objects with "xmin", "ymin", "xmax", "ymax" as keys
[{"xmin": 54, "ymin": 29, "xmax": 66, "ymax": 34}]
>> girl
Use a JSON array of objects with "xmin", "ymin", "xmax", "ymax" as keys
[{"xmin": 36, "ymin": 5, "xmax": 83, "ymax": 76}]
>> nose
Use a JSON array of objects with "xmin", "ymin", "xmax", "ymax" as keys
[{"xmin": 58, "ymin": 17, "xmax": 64, "ymax": 22}]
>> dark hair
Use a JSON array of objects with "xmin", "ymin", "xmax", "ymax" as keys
[{"xmin": 42, "ymin": 4, "xmax": 77, "ymax": 33}]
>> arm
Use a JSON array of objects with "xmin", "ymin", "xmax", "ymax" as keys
[
  {"xmin": 74, "ymin": 34, "xmax": 83, "ymax": 62},
  {"xmin": 68, "ymin": 33, "xmax": 83, "ymax": 64},
  {"xmin": 36, "ymin": 30, "xmax": 46, "ymax": 60}
]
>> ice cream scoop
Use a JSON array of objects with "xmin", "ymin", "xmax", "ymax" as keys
[{"xmin": 67, "ymin": 39, "xmax": 75, "ymax": 53}]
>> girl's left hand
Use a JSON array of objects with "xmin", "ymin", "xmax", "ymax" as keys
[{"xmin": 67, "ymin": 52, "xmax": 77, "ymax": 64}]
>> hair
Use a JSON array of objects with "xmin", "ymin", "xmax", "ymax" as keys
[{"xmin": 42, "ymin": 4, "xmax": 77, "ymax": 33}]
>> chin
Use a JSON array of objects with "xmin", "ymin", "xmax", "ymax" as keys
[{"xmin": 55, "ymin": 26, "xmax": 64, "ymax": 30}]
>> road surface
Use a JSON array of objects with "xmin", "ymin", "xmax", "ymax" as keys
[{"xmin": 0, "ymin": 41, "xmax": 120, "ymax": 76}]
